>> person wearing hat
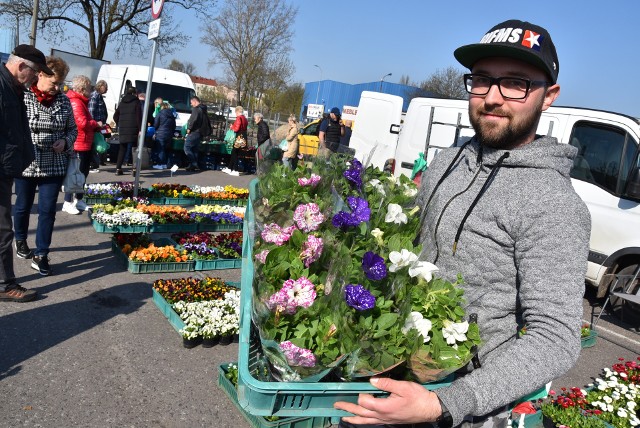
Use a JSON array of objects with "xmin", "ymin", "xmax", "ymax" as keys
[
  {"xmin": 0, "ymin": 45, "xmax": 53, "ymax": 302},
  {"xmin": 335, "ymin": 20, "xmax": 590, "ymax": 427},
  {"xmin": 318, "ymin": 106, "xmax": 345, "ymax": 153}
]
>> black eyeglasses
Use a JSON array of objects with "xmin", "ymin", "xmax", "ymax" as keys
[{"xmin": 463, "ymin": 73, "xmax": 549, "ymax": 100}]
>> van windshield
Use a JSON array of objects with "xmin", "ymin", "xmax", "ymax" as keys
[{"xmin": 134, "ymin": 81, "xmax": 196, "ymax": 114}]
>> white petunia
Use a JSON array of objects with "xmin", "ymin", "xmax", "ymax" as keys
[
  {"xmin": 401, "ymin": 312, "xmax": 432, "ymax": 343},
  {"xmin": 403, "ymin": 184, "xmax": 418, "ymax": 197},
  {"xmin": 371, "ymin": 228, "xmax": 384, "ymax": 246},
  {"xmin": 388, "ymin": 249, "xmax": 418, "ymax": 272},
  {"xmin": 408, "ymin": 261, "xmax": 439, "ymax": 282},
  {"xmin": 368, "ymin": 179, "xmax": 386, "ymax": 196},
  {"xmin": 385, "ymin": 204, "xmax": 407, "ymax": 224},
  {"xmin": 442, "ymin": 320, "xmax": 469, "ymax": 345}
]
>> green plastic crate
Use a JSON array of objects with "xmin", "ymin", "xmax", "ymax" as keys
[
  {"xmin": 149, "ymin": 222, "xmax": 198, "ymax": 233},
  {"xmin": 218, "ymin": 364, "xmax": 331, "ymax": 428},
  {"xmin": 237, "ymin": 186, "xmax": 452, "ymax": 420},
  {"xmin": 197, "ymin": 222, "xmax": 243, "ymax": 232},
  {"xmin": 147, "ymin": 196, "xmax": 166, "ymax": 205},
  {"xmin": 200, "ymin": 198, "xmax": 248, "ymax": 207},
  {"xmin": 194, "ymin": 257, "xmax": 242, "ymax": 271},
  {"xmin": 152, "ymin": 288, "xmax": 186, "ymax": 333},
  {"xmin": 580, "ymin": 330, "xmax": 598, "ymax": 348},
  {"xmin": 84, "ymin": 196, "xmax": 114, "ymax": 205},
  {"xmin": 164, "ymin": 197, "xmax": 197, "ymax": 206},
  {"xmin": 91, "ymin": 218, "xmax": 149, "ymax": 234}
]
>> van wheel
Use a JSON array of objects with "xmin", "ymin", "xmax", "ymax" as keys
[{"xmin": 609, "ymin": 263, "xmax": 640, "ymax": 325}]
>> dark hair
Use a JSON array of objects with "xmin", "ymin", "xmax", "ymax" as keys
[
  {"xmin": 126, "ymin": 86, "xmax": 137, "ymax": 95},
  {"xmin": 191, "ymin": 95, "xmax": 201, "ymax": 102}
]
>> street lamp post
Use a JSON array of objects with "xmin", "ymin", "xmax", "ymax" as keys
[
  {"xmin": 314, "ymin": 64, "xmax": 323, "ymax": 104},
  {"xmin": 379, "ymin": 72, "xmax": 392, "ymax": 91}
]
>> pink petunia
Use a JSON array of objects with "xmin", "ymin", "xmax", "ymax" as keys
[
  {"xmin": 261, "ymin": 223, "xmax": 296, "ymax": 246},
  {"xmin": 298, "ymin": 174, "xmax": 321, "ymax": 187},
  {"xmin": 279, "ymin": 341, "xmax": 317, "ymax": 367},
  {"xmin": 300, "ymin": 235, "xmax": 323, "ymax": 267},
  {"xmin": 293, "ymin": 203, "xmax": 325, "ymax": 233},
  {"xmin": 255, "ymin": 249, "xmax": 270, "ymax": 264}
]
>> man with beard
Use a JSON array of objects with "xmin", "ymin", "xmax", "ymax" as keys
[
  {"xmin": 0, "ymin": 45, "xmax": 53, "ymax": 302},
  {"xmin": 335, "ymin": 20, "xmax": 591, "ymax": 427}
]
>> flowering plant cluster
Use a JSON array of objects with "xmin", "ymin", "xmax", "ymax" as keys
[
  {"xmin": 188, "ymin": 205, "xmax": 244, "ymax": 224},
  {"xmin": 150, "ymin": 182, "xmax": 197, "ymax": 198},
  {"xmin": 251, "ymin": 156, "xmax": 480, "ymax": 382},
  {"xmin": 581, "ymin": 323, "xmax": 593, "ymax": 338},
  {"xmin": 112, "ymin": 233, "xmax": 151, "ymax": 255},
  {"xmin": 170, "ymin": 232, "xmax": 242, "ymax": 260},
  {"xmin": 175, "ymin": 289, "xmax": 241, "ymax": 339},
  {"xmin": 192, "ymin": 185, "xmax": 249, "ymax": 201},
  {"xmin": 128, "ymin": 243, "xmax": 190, "ymax": 263},
  {"xmin": 539, "ymin": 357, "xmax": 640, "ymax": 428},
  {"xmin": 91, "ymin": 208, "xmax": 153, "ymax": 227},
  {"xmin": 137, "ymin": 204, "xmax": 194, "ymax": 224},
  {"xmin": 84, "ymin": 183, "xmax": 121, "ymax": 198},
  {"xmin": 153, "ymin": 276, "xmax": 236, "ymax": 303},
  {"xmin": 212, "ymin": 231, "xmax": 243, "ymax": 259},
  {"xmin": 171, "ymin": 232, "xmax": 217, "ymax": 246}
]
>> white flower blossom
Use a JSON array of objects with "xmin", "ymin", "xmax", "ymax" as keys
[
  {"xmin": 388, "ymin": 249, "xmax": 418, "ymax": 272},
  {"xmin": 368, "ymin": 179, "xmax": 386, "ymax": 196},
  {"xmin": 385, "ymin": 204, "xmax": 408, "ymax": 224},
  {"xmin": 408, "ymin": 261, "xmax": 439, "ymax": 282},
  {"xmin": 371, "ymin": 228, "xmax": 384, "ymax": 246},
  {"xmin": 442, "ymin": 320, "xmax": 469, "ymax": 345},
  {"xmin": 403, "ymin": 184, "xmax": 418, "ymax": 197},
  {"xmin": 401, "ymin": 312, "xmax": 432, "ymax": 343}
]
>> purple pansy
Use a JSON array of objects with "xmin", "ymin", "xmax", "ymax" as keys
[
  {"xmin": 362, "ymin": 251, "xmax": 387, "ymax": 281},
  {"xmin": 344, "ymin": 284, "xmax": 376, "ymax": 311}
]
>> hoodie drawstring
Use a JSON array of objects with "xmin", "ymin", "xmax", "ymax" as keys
[{"xmin": 452, "ymin": 151, "xmax": 510, "ymax": 255}]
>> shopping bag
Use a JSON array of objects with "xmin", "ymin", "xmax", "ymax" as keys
[
  {"xmin": 61, "ymin": 156, "xmax": 85, "ymax": 193},
  {"xmin": 279, "ymin": 139, "xmax": 288, "ymax": 151},
  {"xmin": 224, "ymin": 129, "xmax": 236, "ymax": 144},
  {"xmin": 234, "ymin": 135, "xmax": 247, "ymax": 149},
  {"xmin": 93, "ymin": 132, "xmax": 110, "ymax": 154}
]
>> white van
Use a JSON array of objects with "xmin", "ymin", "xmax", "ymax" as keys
[
  {"xmin": 350, "ymin": 91, "xmax": 640, "ymax": 299},
  {"xmin": 97, "ymin": 64, "xmax": 196, "ymax": 131}
]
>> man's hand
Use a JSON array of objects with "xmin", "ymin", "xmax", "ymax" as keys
[{"xmin": 333, "ymin": 377, "xmax": 443, "ymax": 425}]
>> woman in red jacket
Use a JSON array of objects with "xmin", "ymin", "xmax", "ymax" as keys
[
  {"xmin": 223, "ymin": 105, "xmax": 248, "ymax": 176},
  {"xmin": 63, "ymin": 75, "xmax": 101, "ymax": 215}
]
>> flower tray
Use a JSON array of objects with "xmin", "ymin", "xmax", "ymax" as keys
[
  {"xmin": 194, "ymin": 257, "xmax": 242, "ymax": 271},
  {"xmin": 164, "ymin": 197, "xmax": 197, "ymax": 206},
  {"xmin": 149, "ymin": 222, "xmax": 198, "ymax": 233},
  {"xmin": 197, "ymin": 222, "xmax": 243, "ymax": 232},
  {"xmin": 218, "ymin": 363, "xmax": 331, "ymax": 428},
  {"xmin": 152, "ymin": 288, "xmax": 186, "ymax": 334},
  {"xmin": 147, "ymin": 196, "xmax": 166, "ymax": 205},
  {"xmin": 91, "ymin": 218, "xmax": 150, "ymax": 234},
  {"xmin": 128, "ymin": 259, "xmax": 195, "ymax": 274},
  {"xmin": 200, "ymin": 198, "xmax": 248, "ymax": 207},
  {"xmin": 580, "ymin": 330, "xmax": 598, "ymax": 348},
  {"xmin": 237, "ymin": 191, "xmax": 452, "ymax": 422},
  {"xmin": 84, "ymin": 196, "xmax": 114, "ymax": 205}
]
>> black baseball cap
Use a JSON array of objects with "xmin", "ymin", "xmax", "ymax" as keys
[
  {"xmin": 12, "ymin": 44, "xmax": 54, "ymax": 75},
  {"xmin": 454, "ymin": 20, "xmax": 559, "ymax": 84}
]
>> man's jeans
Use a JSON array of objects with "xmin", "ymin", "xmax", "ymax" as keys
[
  {"xmin": 0, "ymin": 178, "xmax": 15, "ymax": 289},
  {"xmin": 184, "ymin": 132, "xmax": 201, "ymax": 167},
  {"xmin": 14, "ymin": 176, "xmax": 64, "ymax": 257}
]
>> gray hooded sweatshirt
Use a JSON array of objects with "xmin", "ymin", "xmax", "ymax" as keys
[{"xmin": 416, "ymin": 135, "xmax": 591, "ymax": 425}]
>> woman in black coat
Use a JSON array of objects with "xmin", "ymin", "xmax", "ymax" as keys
[{"xmin": 113, "ymin": 86, "xmax": 142, "ymax": 175}]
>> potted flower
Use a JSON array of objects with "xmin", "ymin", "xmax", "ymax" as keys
[
  {"xmin": 541, "ymin": 387, "xmax": 610, "ymax": 427},
  {"xmin": 581, "ymin": 323, "xmax": 598, "ymax": 348}
]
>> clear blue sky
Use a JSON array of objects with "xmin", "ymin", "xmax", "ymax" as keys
[{"xmin": 31, "ymin": 0, "xmax": 640, "ymax": 118}]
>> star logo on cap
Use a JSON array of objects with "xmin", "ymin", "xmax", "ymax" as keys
[{"xmin": 521, "ymin": 30, "xmax": 543, "ymax": 51}]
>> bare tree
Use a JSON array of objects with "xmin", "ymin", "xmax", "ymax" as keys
[
  {"xmin": 168, "ymin": 59, "xmax": 196, "ymax": 75},
  {"xmin": 201, "ymin": 0, "xmax": 298, "ymax": 106},
  {"xmin": 416, "ymin": 66, "xmax": 468, "ymax": 99},
  {"xmin": 0, "ymin": 0, "xmax": 216, "ymax": 59},
  {"xmin": 399, "ymin": 74, "xmax": 411, "ymax": 86}
]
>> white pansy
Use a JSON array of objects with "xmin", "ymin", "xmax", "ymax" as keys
[
  {"xmin": 401, "ymin": 311, "xmax": 432, "ymax": 343},
  {"xmin": 603, "ymin": 395, "xmax": 613, "ymax": 404},
  {"xmin": 385, "ymin": 204, "xmax": 407, "ymax": 224},
  {"xmin": 371, "ymin": 228, "xmax": 384, "ymax": 246},
  {"xmin": 617, "ymin": 408, "xmax": 628, "ymax": 418},
  {"xmin": 442, "ymin": 320, "xmax": 469, "ymax": 345},
  {"xmin": 368, "ymin": 179, "xmax": 386, "ymax": 196},
  {"xmin": 403, "ymin": 184, "xmax": 417, "ymax": 197},
  {"xmin": 408, "ymin": 261, "xmax": 439, "ymax": 282},
  {"xmin": 388, "ymin": 249, "xmax": 418, "ymax": 272}
]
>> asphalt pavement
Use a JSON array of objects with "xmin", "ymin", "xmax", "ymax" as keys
[{"xmin": 0, "ymin": 162, "xmax": 638, "ymax": 427}]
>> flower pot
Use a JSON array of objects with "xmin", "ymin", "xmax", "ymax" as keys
[
  {"xmin": 219, "ymin": 334, "xmax": 232, "ymax": 345},
  {"xmin": 202, "ymin": 336, "xmax": 220, "ymax": 348},
  {"xmin": 581, "ymin": 330, "xmax": 598, "ymax": 348},
  {"xmin": 182, "ymin": 336, "xmax": 202, "ymax": 349}
]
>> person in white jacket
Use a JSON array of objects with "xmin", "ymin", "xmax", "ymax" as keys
[{"xmin": 335, "ymin": 19, "xmax": 591, "ymax": 428}]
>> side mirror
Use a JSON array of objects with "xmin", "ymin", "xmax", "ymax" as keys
[
  {"xmin": 625, "ymin": 166, "xmax": 640, "ymax": 199},
  {"xmin": 299, "ymin": 127, "xmax": 305, "ymax": 136}
]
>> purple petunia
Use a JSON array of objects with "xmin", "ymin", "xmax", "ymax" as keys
[
  {"xmin": 344, "ymin": 284, "xmax": 375, "ymax": 311},
  {"xmin": 279, "ymin": 341, "xmax": 317, "ymax": 367},
  {"xmin": 362, "ymin": 251, "xmax": 387, "ymax": 281},
  {"xmin": 344, "ymin": 159, "xmax": 363, "ymax": 190},
  {"xmin": 332, "ymin": 196, "xmax": 371, "ymax": 229}
]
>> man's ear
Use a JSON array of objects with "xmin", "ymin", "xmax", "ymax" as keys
[{"xmin": 541, "ymin": 84, "xmax": 560, "ymax": 111}]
